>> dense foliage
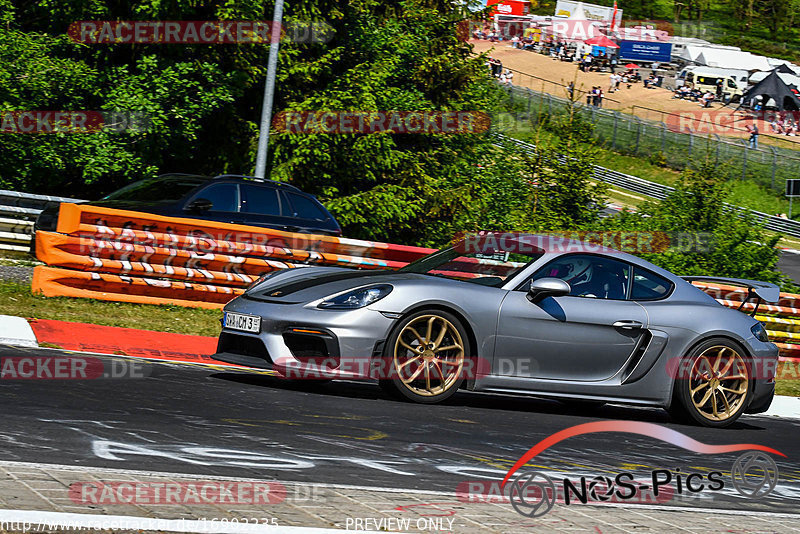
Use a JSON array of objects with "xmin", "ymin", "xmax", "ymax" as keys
[
  {"xmin": 0, "ymin": 0, "xmax": 536, "ymax": 245},
  {"xmin": 602, "ymin": 159, "xmax": 795, "ymax": 290}
]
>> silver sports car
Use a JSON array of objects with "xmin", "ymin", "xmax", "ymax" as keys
[{"xmin": 213, "ymin": 233, "xmax": 779, "ymax": 427}]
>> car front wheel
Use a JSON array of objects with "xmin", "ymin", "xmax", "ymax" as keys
[
  {"xmin": 379, "ymin": 310, "xmax": 468, "ymax": 404},
  {"xmin": 672, "ymin": 339, "xmax": 752, "ymax": 427}
]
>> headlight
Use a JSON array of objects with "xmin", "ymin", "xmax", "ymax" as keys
[
  {"xmin": 318, "ymin": 285, "xmax": 393, "ymax": 309},
  {"xmin": 751, "ymin": 323, "xmax": 769, "ymax": 342}
]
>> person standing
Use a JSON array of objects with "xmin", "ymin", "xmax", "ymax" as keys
[{"xmin": 747, "ymin": 123, "xmax": 759, "ymax": 149}]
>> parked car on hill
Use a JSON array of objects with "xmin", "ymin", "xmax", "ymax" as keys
[{"xmin": 33, "ymin": 174, "xmax": 342, "ymax": 238}]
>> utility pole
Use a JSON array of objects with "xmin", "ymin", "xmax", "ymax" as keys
[{"xmin": 254, "ymin": 0, "xmax": 285, "ymax": 179}]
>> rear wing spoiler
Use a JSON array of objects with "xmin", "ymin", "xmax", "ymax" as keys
[{"xmin": 681, "ymin": 276, "xmax": 780, "ymax": 316}]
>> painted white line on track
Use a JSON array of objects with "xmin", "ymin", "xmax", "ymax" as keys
[
  {"xmin": 0, "ymin": 461, "xmax": 798, "ymax": 519},
  {"xmin": 0, "ymin": 509, "xmax": 371, "ymax": 533},
  {"xmin": 0, "ymin": 314, "xmax": 38, "ymax": 347},
  {"xmin": 762, "ymin": 395, "xmax": 800, "ymax": 419}
]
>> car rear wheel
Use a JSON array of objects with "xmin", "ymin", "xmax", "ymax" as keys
[
  {"xmin": 379, "ymin": 310, "xmax": 468, "ymax": 404},
  {"xmin": 671, "ymin": 339, "xmax": 752, "ymax": 428}
]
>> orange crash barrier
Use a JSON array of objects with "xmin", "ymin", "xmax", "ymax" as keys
[
  {"xmin": 33, "ymin": 231, "xmax": 401, "ymax": 283},
  {"xmin": 691, "ymin": 281, "xmax": 800, "ymax": 311},
  {"xmin": 32, "ymin": 265, "xmax": 239, "ymax": 308},
  {"xmin": 55, "ymin": 203, "xmax": 434, "ymax": 263},
  {"xmin": 32, "ymin": 204, "xmax": 431, "ymax": 307}
]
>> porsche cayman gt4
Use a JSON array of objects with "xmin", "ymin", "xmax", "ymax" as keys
[{"xmin": 213, "ymin": 233, "xmax": 779, "ymax": 427}]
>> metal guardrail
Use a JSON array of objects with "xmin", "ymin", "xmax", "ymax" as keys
[
  {"xmin": 0, "ymin": 190, "xmax": 84, "ymax": 251},
  {"xmin": 495, "ymin": 133, "xmax": 800, "ymax": 239},
  {"xmin": 503, "ymin": 84, "xmax": 800, "ymax": 194}
]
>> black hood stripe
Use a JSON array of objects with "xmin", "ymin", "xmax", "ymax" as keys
[{"xmin": 256, "ymin": 269, "xmax": 387, "ymax": 298}]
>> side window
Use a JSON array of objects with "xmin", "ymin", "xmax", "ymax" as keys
[
  {"xmin": 190, "ymin": 183, "xmax": 238, "ymax": 212},
  {"xmin": 630, "ymin": 267, "xmax": 672, "ymax": 301},
  {"xmin": 528, "ymin": 254, "xmax": 631, "ymax": 300},
  {"xmin": 285, "ymin": 192, "xmax": 328, "ymax": 221},
  {"xmin": 241, "ymin": 184, "xmax": 280, "ymax": 216}
]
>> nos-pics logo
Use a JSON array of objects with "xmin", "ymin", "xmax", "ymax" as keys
[{"xmin": 501, "ymin": 421, "xmax": 782, "ymax": 517}]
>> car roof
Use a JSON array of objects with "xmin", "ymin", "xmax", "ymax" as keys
[
  {"xmin": 153, "ymin": 173, "xmax": 306, "ymax": 194},
  {"xmin": 210, "ymin": 174, "xmax": 303, "ymax": 193}
]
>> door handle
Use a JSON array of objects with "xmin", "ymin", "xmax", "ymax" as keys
[{"xmin": 612, "ymin": 320, "xmax": 644, "ymax": 330}]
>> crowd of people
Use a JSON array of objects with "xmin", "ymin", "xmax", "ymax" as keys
[
  {"xmin": 769, "ymin": 112, "xmax": 798, "ymax": 136},
  {"xmin": 487, "ymin": 57, "xmax": 514, "ymax": 85},
  {"xmin": 672, "ymin": 86, "xmax": 716, "ymax": 107},
  {"xmin": 586, "ymin": 87, "xmax": 605, "ymax": 107}
]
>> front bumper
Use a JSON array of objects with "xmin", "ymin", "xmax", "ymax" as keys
[{"xmin": 212, "ymin": 296, "xmax": 396, "ymax": 379}]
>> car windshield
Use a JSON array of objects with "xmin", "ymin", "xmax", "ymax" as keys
[
  {"xmin": 399, "ymin": 236, "xmax": 544, "ymax": 287},
  {"xmin": 101, "ymin": 175, "xmax": 208, "ymax": 202}
]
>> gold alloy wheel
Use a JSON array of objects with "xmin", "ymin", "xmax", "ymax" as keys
[
  {"xmin": 393, "ymin": 314, "xmax": 465, "ymax": 397},
  {"xmin": 688, "ymin": 345, "xmax": 749, "ymax": 421}
]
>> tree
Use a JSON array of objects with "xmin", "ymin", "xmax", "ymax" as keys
[
  {"xmin": 603, "ymin": 158, "xmax": 794, "ymax": 289},
  {"xmin": 535, "ymin": 102, "xmax": 608, "ymax": 230}
]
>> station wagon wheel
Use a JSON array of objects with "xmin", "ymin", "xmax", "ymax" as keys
[
  {"xmin": 380, "ymin": 310, "xmax": 468, "ymax": 403},
  {"xmin": 672, "ymin": 339, "xmax": 752, "ymax": 428}
]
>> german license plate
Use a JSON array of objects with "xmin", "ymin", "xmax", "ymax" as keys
[{"xmin": 224, "ymin": 312, "xmax": 261, "ymax": 333}]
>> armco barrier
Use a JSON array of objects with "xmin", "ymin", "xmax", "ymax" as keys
[
  {"xmin": 0, "ymin": 189, "xmax": 84, "ymax": 251},
  {"xmin": 30, "ymin": 203, "xmax": 800, "ymax": 359}
]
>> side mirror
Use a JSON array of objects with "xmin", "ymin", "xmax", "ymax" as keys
[
  {"xmin": 526, "ymin": 277, "xmax": 571, "ymax": 303},
  {"xmin": 186, "ymin": 198, "xmax": 213, "ymax": 212}
]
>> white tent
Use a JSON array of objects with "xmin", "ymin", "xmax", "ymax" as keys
[
  {"xmin": 695, "ymin": 48, "xmax": 771, "ymax": 71},
  {"xmin": 568, "ymin": 2, "xmax": 587, "ymax": 19},
  {"xmin": 678, "ymin": 44, "xmax": 742, "ymax": 64},
  {"xmin": 767, "ymin": 58, "xmax": 800, "ymax": 74},
  {"xmin": 678, "ymin": 45, "xmax": 706, "ymax": 63},
  {"xmin": 749, "ymin": 71, "xmax": 800, "ymax": 87}
]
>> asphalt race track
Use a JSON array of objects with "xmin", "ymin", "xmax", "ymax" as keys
[
  {"xmin": 777, "ymin": 251, "xmax": 800, "ymax": 285},
  {"xmin": 1, "ymin": 345, "xmax": 799, "ymax": 516}
]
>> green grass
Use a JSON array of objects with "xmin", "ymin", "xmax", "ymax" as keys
[
  {"xmin": 776, "ymin": 380, "xmax": 800, "ymax": 397},
  {"xmin": 0, "ymin": 280, "xmax": 222, "ymax": 337},
  {"xmin": 504, "ymin": 120, "xmax": 800, "ymax": 219},
  {"xmin": 595, "ymin": 150, "xmax": 680, "ymax": 186}
]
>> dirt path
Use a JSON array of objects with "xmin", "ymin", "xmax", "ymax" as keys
[{"xmin": 472, "ymin": 39, "xmax": 800, "ymax": 149}]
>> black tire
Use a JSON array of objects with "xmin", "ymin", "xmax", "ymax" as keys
[
  {"xmin": 379, "ymin": 310, "xmax": 469, "ymax": 404},
  {"xmin": 670, "ymin": 338, "xmax": 753, "ymax": 428}
]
